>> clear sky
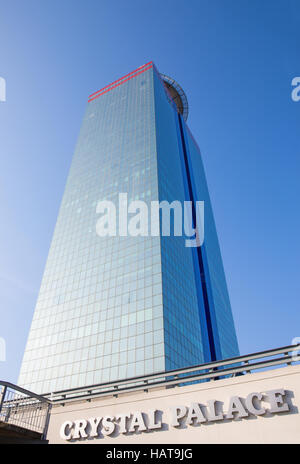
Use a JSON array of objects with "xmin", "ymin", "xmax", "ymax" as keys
[{"xmin": 0, "ymin": 0, "xmax": 299, "ymax": 384}]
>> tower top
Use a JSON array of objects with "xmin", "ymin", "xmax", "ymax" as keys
[{"xmin": 160, "ymin": 73, "xmax": 189, "ymax": 121}]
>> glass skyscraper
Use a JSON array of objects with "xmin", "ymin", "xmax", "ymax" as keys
[{"xmin": 19, "ymin": 62, "xmax": 239, "ymax": 394}]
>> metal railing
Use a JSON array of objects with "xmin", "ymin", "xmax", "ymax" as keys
[
  {"xmin": 46, "ymin": 343, "xmax": 300, "ymax": 405},
  {"xmin": 1, "ymin": 343, "xmax": 299, "ymax": 436},
  {"xmin": 0, "ymin": 381, "xmax": 51, "ymax": 437}
]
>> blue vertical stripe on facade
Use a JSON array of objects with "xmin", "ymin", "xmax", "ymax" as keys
[{"xmin": 177, "ymin": 115, "xmax": 222, "ymax": 361}]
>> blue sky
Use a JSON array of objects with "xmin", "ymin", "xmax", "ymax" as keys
[{"xmin": 0, "ymin": 0, "xmax": 299, "ymax": 383}]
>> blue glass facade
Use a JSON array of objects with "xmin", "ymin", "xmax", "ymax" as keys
[{"xmin": 19, "ymin": 62, "xmax": 239, "ymax": 394}]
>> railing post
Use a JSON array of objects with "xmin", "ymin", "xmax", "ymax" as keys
[
  {"xmin": 244, "ymin": 360, "xmax": 251, "ymax": 373},
  {"xmin": 41, "ymin": 403, "xmax": 52, "ymax": 441},
  {"xmin": 0, "ymin": 385, "xmax": 7, "ymax": 414},
  {"xmin": 4, "ymin": 403, "xmax": 11, "ymax": 423},
  {"xmin": 209, "ymin": 368, "xmax": 217, "ymax": 380}
]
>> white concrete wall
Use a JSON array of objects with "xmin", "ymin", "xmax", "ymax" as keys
[{"xmin": 46, "ymin": 364, "xmax": 300, "ymax": 444}]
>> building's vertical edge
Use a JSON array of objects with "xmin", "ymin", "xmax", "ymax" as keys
[
  {"xmin": 148, "ymin": 64, "xmax": 166, "ymax": 372},
  {"xmin": 152, "ymin": 65, "xmax": 206, "ymax": 370},
  {"xmin": 178, "ymin": 116, "xmax": 221, "ymax": 360},
  {"xmin": 18, "ymin": 101, "xmax": 91, "ymax": 388},
  {"xmin": 174, "ymin": 113, "xmax": 213, "ymax": 363}
]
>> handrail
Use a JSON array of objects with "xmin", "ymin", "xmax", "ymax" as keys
[
  {"xmin": 45, "ymin": 344, "xmax": 300, "ymax": 398},
  {"xmin": 45, "ymin": 344, "xmax": 300, "ymax": 404},
  {"xmin": 0, "ymin": 381, "xmax": 51, "ymax": 438},
  {"xmin": 0, "ymin": 381, "xmax": 51, "ymax": 404}
]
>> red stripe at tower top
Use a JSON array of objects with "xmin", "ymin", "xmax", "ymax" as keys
[{"xmin": 88, "ymin": 62, "xmax": 153, "ymax": 102}]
